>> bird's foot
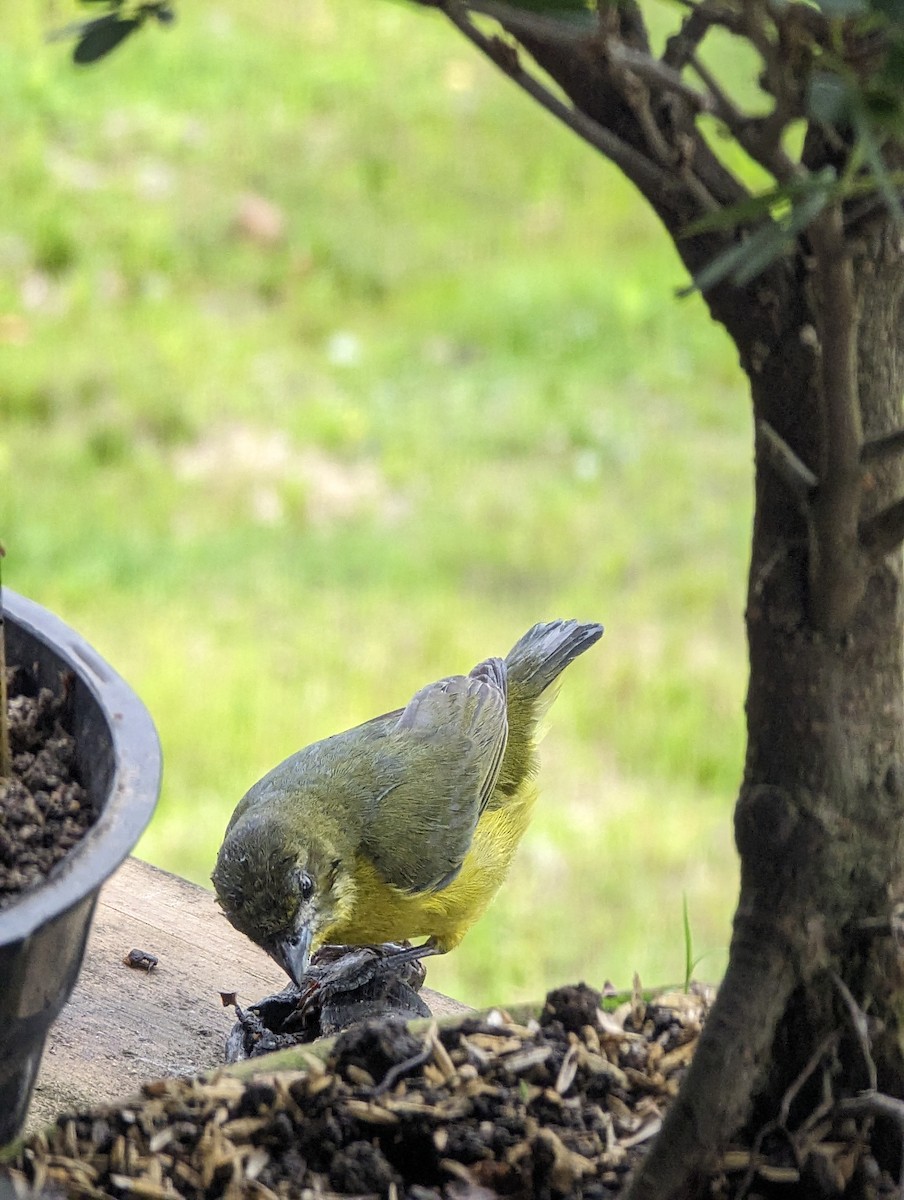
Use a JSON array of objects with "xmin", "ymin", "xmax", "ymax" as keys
[
  {"xmin": 298, "ymin": 940, "xmax": 430, "ymax": 1013},
  {"xmin": 224, "ymin": 942, "xmax": 432, "ymax": 1062}
]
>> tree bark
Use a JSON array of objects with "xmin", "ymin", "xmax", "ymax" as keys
[{"xmin": 627, "ymin": 218, "xmax": 904, "ymax": 1200}]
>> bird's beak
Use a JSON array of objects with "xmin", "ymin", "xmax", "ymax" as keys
[{"xmin": 272, "ymin": 924, "xmax": 314, "ymax": 987}]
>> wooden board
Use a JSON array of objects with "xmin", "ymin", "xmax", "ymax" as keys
[{"xmin": 27, "ymin": 857, "xmax": 469, "ymax": 1132}]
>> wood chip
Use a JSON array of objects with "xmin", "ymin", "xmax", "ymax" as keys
[
  {"xmin": 343, "ymin": 1098, "xmax": 400, "ymax": 1125},
  {"xmin": 554, "ymin": 1043, "xmax": 580, "ymax": 1095},
  {"xmin": 108, "ymin": 1174, "xmax": 184, "ymax": 1198}
]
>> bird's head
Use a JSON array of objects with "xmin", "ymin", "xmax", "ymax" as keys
[{"xmin": 212, "ymin": 809, "xmax": 354, "ymax": 986}]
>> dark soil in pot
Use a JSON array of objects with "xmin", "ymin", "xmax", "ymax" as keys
[{"xmin": 1, "ymin": 665, "xmax": 95, "ymax": 907}]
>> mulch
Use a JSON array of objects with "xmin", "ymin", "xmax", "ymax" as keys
[
  {"xmin": 2, "ymin": 982, "xmax": 709, "ymax": 1199},
  {"xmin": 4, "ymin": 975, "xmax": 902, "ymax": 1198}
]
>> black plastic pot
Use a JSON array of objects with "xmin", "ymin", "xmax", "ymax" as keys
[{"xmin": 0, "ymin": 591, "xmax": 162, "ymax": 1146}]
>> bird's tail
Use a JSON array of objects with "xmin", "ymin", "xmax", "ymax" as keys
[
  {"xmin": 491, "ymin": 619, "xmax": 603, "ymax": 803},
  {"xmin": 504, "ymin": 619, "xmax": 603, "ymax": 699}
]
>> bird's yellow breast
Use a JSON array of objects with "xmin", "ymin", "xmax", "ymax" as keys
[{"xmin": 321, "ymin": 782, "xmax": 539, "ymax": 952}]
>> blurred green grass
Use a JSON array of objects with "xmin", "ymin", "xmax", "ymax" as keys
[{"xmin": 1, "ymin": 0, "xmax": 750, "ymax": 1005}]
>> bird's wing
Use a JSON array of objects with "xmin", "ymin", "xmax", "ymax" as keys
[
  {"xmin": 360, "ymin": 657, "xmax": 508, "ymax": 894},
  {"xmin": 224, "ymin": 704, "xmax": 407, "ymax": 835}
]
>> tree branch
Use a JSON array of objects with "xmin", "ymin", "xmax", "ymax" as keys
[
  {"xmin": 830, "ymin": 971, "xmax": 878, "ymax": 1092},
  {"xmin": 860, "ymin": 498, "xmax": 904, "ymax": 562},
  {"xmin": 806, "ymin": 205, "xmax": 866, "ymax": 634},
  {"xmin": 688, "ymin": 53, "xmax": 803, "ymax": 185},
  {"xmin": 662, "ymin": 3, "xmax": 712, "ymax": 70},
  {"xmin": 461, "ymin": 0, "xmax": 589, "ymax": 40},
  {"xmin": 437, "ymin": 2, "xmax": 678, "ymax": 201},
  {"xmin": 838, "ymin": 1091, "xmax": 904, "ymax": 1200},
  {"xmin": 504, "ymin": 12, "xmax": 752, "ymax": 221},
  {"xmin": 608, "ymin": 42, "xmax": 711, "ymax": 114},
  {"xmin": 861, "ymin": 428, "xmax": 904, "ymax": 466},
  {"xmin": 757, "ymin": 419, "xmax": 818, "ymax": 507},
  {"xmin": 601, "ymin": 39, "xmax": 721, "ymax": 212},
  {"xmin": 839, "ymin": 1090, "xmax": 904, "ymax": 1125}
]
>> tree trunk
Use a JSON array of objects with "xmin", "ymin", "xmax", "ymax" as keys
[
  {"xmin": 628, "ymin": 220, "xmax": 904, "ymax": 1199},
  {"xmin": 745, "ymin": 218, "xmax": 904, "ymax": 1119}
]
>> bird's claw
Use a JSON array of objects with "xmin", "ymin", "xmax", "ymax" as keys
[
  {"xmin": 224, "ymin": 941, "xmax": 433, "ymax": 1061},
  {"xmin": 300, "ymin": 941, "xmax": 427, "ymax": 1004}
]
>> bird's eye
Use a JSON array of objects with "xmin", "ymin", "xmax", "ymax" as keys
[{"xmin": 298, "ymin": 871, "xmax": 314, "ymax": 901}]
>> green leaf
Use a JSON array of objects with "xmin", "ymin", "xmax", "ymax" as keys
[
  {"xmin": 681, "ymin": 185, "xmax": 832, "ymax": 295},
  {"xmin": 73, "ymin": 13, "xmax": 141, "ymax": 63},
  {"xmin": 677, "ymin": 235, "xmax": 763, "ymax": 297},
  {"xmin": 683, "ymin": 191, "xmax": 786, "ymax": 237},
  {"xmin": 682, "ymin": 895, "xmax": 694, "ymax": 993},
  {"xmin": 881, "ymin": 34, "xmax": 904, "ymax": 86},
  {"xmin": 683, "ymin": 169, "xmax": 837, "ymax": 240},
  {"xmin": 732, "ymin": 189, "xmax": 828, "ymax": 284},
  {"xmin": 808, "ymin": 71, "xmax": 853, "ymax": 127},
  {"xmin": 863, "ymin": 87, "xmax": 904, "ymax": 124}
]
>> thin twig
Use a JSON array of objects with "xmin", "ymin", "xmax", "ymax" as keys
[
  {"xmin": 370, "ymin": 1039, "xmax": 434, "ymax": 1097},
  {"xmin": 830, "ymin": 972, "xmax": 877, "ymax": 1092},
  {"xmin": 662, "ymin": 4, "xmax": 711, "ymax": 69},
  {"xmin": 622, "ymin": 76, "xmax": 677, "ymax": 167},
  {"xmin": 860, "ymin": 497, "xmax": 904, "ymax": 561},
  {"xmin": 839, "ymin": 1091, "xmax": 904, "ymax": 1123},
  {"xmin": 609, "ymin": 43, "xmax": 711, "ymax": 113},
  {"xmin": 757, "ymin": 419, "xmax": 818, "ymax": 505},
  {"xmin": 734, "ymin": 1120, "xmax": 789, "ymax": 1200},
  {"xmin": 439, "ymin": 1, "xmax": 677, "ymax": 201},
  {"xmin": 601, "ymin": 42, "xmax": 721, "ymax": 212},
  {"xmin": 443, "ymin": 0, "xmax": 747, "ymax": 218},
  {"xmin": 688, "ymin": 53, "xmax": 802, "ymax": 184},
  {"xmin": 688, "ymin": 53, "xmax": 745, "ymax": 128},
  {"xmin": 735, "ymin": 1030, "xmax": 839, "ymax": 1199},
  {"xmin": 861, "ymin": 428, "xmax": 904, "ymax": 466},
  {"xmin": 807, "ymin": 205, "xmax": 865, "ymax": 633},
  {"xmin": 780, "ymin": 1031, "xmax": 841, "ymax": 1127}
]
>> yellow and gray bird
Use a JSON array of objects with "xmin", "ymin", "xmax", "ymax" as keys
[{"xmin": 212, "ymin": 620, "xmax": 603, "ymax": 986}]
